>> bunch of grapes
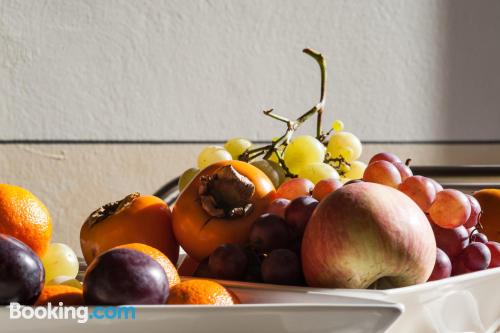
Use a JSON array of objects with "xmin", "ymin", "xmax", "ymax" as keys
[
  {"xmin": 194, "ymin": 174, "xmax": 349, "ymax": 286},
  {"xmin": 178, "ymin": 49, "xmax": 367, "ymax": 191},
  {"xmin": 361, "ymin": 152, "xmax": 500, "ymax": 280}
]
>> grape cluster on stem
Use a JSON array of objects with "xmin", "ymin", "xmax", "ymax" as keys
[{"xmin": 238, "ymin": 48, "xmax": 349, "ymax": 177}]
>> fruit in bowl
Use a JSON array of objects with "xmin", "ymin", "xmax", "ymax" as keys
[
  {"xmin": 172, "ymin": 160, "xmax": 276, "ymax": 261},
  {"xmin": 80, "ymin": 193, "xmax": 179, "ymax": 265},
  {"xmin": 83, "ymin": 247, "xmax": 169, "ymax": 305},
  {"xmin": 302, "ymin": 182, "xmax": 436, "ymax": 289},
  {"xmin": 0, "ymin": 234, "xmax": 45, "ymax": 305}
]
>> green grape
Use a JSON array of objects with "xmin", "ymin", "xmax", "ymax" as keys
[
  {"xmin": 327, "ymin": 132, "xmax": 362, "ymax": 162},
  {"xmin": 178, "ymin": 168, "xmax": 199, "ymax": 191},
  {"xmin": 224, "ymin": 138, "xmax": 252, "ymax": 159},
  {"xmin": 338, "ymin": 163, "xmax": 351, "ymax": 175},
  {"xmin": 41, "ymin": 243, "xmax": 79, "ymax": 282},
  {"xmin": 345, "ymin": 161, "xmax": 367, "ymax": 180},
  {"xmin": 283, "ymin": 135, "xmax": 326, "ymax": 174},
  {"xmin": 297, "ymin": 163, "xmax": 339, "ymax": 184},
  {"xmin": 47, "ymin": 276, "xmax": 83, "ymax": 290},
  {"xmin": 268, "ymin": 147, "xmax": 284, "ymax": 163},
  {"xmin": 332, "ymin": 120, "xmax": 344, "ymax": 132},
  {"xmin": 197, "ymin": 146, "xmax": 232, "ymax": 169},
  {"xmin": 251, "ymin": 160, "xmax": 286, "ymax": 187}
]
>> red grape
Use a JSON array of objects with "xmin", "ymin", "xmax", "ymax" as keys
[
  {"xmin": 368, "ymin": 152, "xmax": 402, "ymax": 165},
  {"xmin": 393, "ymin": 162, "xmax": 413, "ymax": 181},
  {"xmin": 470, "ymin": 232, "xmax": 488, "ymax": 244},
  {"xmin": 363, "ymin": 160, "xmax": 402, "ymax": 188},
  {"xmin": 398, "ymin": 176, "xmax": 436, "ymax": 212},
  {"xmin": 452, "ymin": 256, "xmax": 472, "ymax": 276},
  {"xmin": 261, "ymin": 249, "xmax": 303, "ymax": 285},
  {"xmin": 464, "ymin": 195, "xmax": 481, "ymax": 228},
  {"xmin": 250, "ymin": 214, "xmax": 289, "ymax": 253},
  {"xmin": 460, "ymin": 242, "xmax": 491, "ymax": 271},
  {"xmin": 431, "ymin": 222, "xmax": 469, "ymax": 259},
  {"xmin": 428, "ymin": 178, "xmax": 444, "ymax": 193},
  {"xmin": 486, "ymin": 241, "xmax": 500, "ymax": 268},
  {"xmin": 312, "ymin": 178, "xmax": 342, "ymax": 201},
  {"xmin": 267, "ymin": 198, "xmax": 290, "ymax": 219},
  {"xmin": 429, "ymin": 189, "xmax": 471, "ymax": 228},
  {"xmin": 244, "ymin": 248, "xmax": 263, "ymax": 282},
  {"xmin": 428, "ymin": 248, "xmax": 452, "ymax": 281},
  {"xmin": 344, "ymin": 179, "xmax": 364, "ymax": 186},
  {"xmin": 276, "ymin": 178, "xmax": 314, "ymax": 200},
  {"xmin": 285, "ymin": 196, "xmax": 319, "ymax": 237},
  {"xmin": 209, "ymin": 244, "xmax": 247, "ymax": 280}
]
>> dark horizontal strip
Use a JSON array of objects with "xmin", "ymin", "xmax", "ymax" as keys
[
  {"xmin": 413, "ymin": 165, "xmax": 500, "ymax": 177},
  {"xmin": 1, "ymin": 139, "xmax": 500, "ymax": 145}
]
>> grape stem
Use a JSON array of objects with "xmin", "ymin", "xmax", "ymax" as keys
[{"xmin": 238, "ymin": 48, "xmax": 328, "ymax": 178}]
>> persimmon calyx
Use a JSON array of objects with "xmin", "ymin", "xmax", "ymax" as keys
[
  {"xmin": 199, "ymin": 165, "xmax": 255, "ymax": 218},
  {"xmin": 86, "ymin": 192, "xmax": 140, "ymax": 228}
]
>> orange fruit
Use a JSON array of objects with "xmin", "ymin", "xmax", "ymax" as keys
[
  {"xmin": 166, "ymin": 279, "xmax": 238, "ymax": 305},
  {"xmin": 474, "ymin": 189, "xmax": 500, "ymax": 242},
  {"xmin": 115, "ymin": 243, "xmax": 180, "ymax": 287},
  {"xmin": 80, "ymin": 193, "xmax": 179, "ymax": 265},
  {"xmin": 35, "ymin": 285, "xmax": 84, "ymax": 306},
  {"xmin": 0, "ymin": 184, "xmax": 52, "ymax": 257}
]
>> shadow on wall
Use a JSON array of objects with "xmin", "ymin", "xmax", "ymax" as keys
[{"xmin": 443, "ymin": 1, "xmax": 500, "ymax": 146}]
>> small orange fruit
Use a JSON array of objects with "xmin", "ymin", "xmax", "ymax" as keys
[
  {"xmin": 35, "ymin": 285, "xmax": 84, "ymax": 306},
  {"xmin": 166, "ymin": 279, "xmax": 238, "ymax": 305},
  {"xmin": 80, "ymin": 193, "xmax": 179, "ymax": 265},
  {"xmin": 474, "ymin": 189, "xmax": 500, "ymax": 242},
  {"xmin": 0, "ymin": 184, "xmax": 52, "ymax": 257},
  {"xmin": 115, "ymin": 243, "xmax": 180, "ymax": 287}
]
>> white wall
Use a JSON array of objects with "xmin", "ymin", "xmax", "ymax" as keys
[{"xmin": 1, "ymin": 0, "xmax": 500, "ymax": 142}]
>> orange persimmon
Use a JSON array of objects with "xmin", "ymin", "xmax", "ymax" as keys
[
  {"xmin": 80, "ymin": 193, "xmax": 179, "ymax": 265},
  {"xmin": 172, "ymin": 160, "xmax": 276, "ymax": 261}
]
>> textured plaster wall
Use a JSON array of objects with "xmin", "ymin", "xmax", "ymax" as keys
[{"xmin": 1, "ymin": 0, "xmax": 500, "ymax": 142}]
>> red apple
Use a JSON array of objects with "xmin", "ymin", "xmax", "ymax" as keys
[{"xmin": 302, "ymin": 182, "xmax": 436, "ymax": 289}]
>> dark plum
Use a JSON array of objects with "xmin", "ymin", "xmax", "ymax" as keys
[
  {"xmin": 261, "ymin": 249, "xmax": 303, "ymax": 285},
  {"xmin": 0, "ymin": 234, "xmax": 45, "ymax": 305},
  {"xmin": 250, "ymin": 214, "xmax": 289, "ymax": 253},
  {"xmin": 285, "ymin": 196, "xmax": 318, "ymax": 237},
  {"xmin": 83, "ymin": 248, "xmax": 169, "ymax": 305},
  {"xmin": 208, "ymin": 244, "xmax": 247, "ymax": 280},
  {"xmin": 427, "ymin": 248, "xmax": 452, "ymax": 281}
]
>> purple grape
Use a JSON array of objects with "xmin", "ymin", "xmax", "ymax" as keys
[
  {"xmin": 84, "ymin": 248, "xmax": 169, "ymax": 305},
  {"xmin": 470, "ymin": 232, "xmax": 488, "ymax": 244},
  {"xmin": 250, "ymin": 214, "xmax": 289, "ymax": 252},
  {"xmin": 431, "ymin": 224, "xmax": 469, "ymax": 259},
  {"xmin": 0, "ymin": 234, "xmax": 44, "ymax": 305},
  {"xmin": 461, "ymin": 242, "xmax": 491, "ymax": 271},
  {"xmin": 209, "ymin": 244, "xmax": 247, "ymax": 280},
  {"xmin": 244, "ymin": 248, "xmax": 262, "ymax": 283},
  {"xmin": 261, "ymin": 249, "xmax": 303, "ymax": 285},
  {"xmin": 193, "ymin": 258, "xmax": 214, "ymax": 278},
  {"xmin": 427, "ymin": 248, "xmax": 452, "ymax": 281},
  {"xmin": 285, "ymin": 196, "xmax": 319, "ymax": 237}
]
